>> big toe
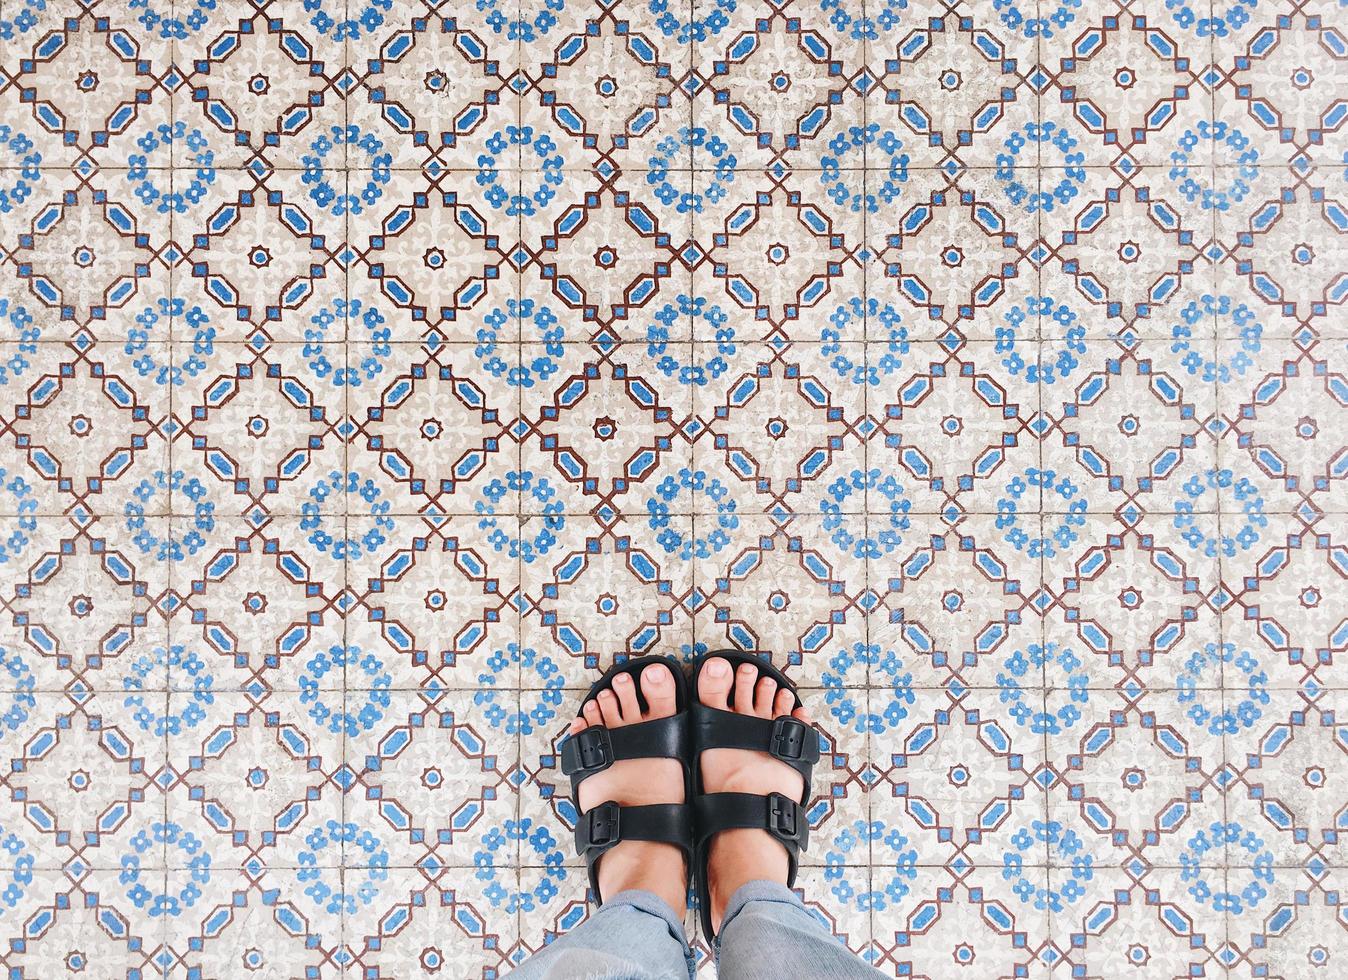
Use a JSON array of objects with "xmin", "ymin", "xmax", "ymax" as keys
[
  {"xmin": 699, "ymin": 657, "xmax": 734, "ymax": 709},
  {"xmin": 640, "ymin": 663, "xmax": 678, "ymax": 719}
]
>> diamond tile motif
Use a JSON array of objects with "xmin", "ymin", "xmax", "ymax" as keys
[{"xmin": 0, "ymin": 1, "xmax": 1344, "ymax": 977}]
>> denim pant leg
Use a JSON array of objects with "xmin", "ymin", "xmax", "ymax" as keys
[
  {"xmin": 715, "ymin": 881, "xmax": 881, "ymax": 980},
  {"xmin": 508, "ymin": 890, "xmax": 695, "ymax": 980}
]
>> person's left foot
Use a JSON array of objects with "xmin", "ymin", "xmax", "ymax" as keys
[{"xmin": 567, "ymin": 663, "xmax": 688, "ymax": 915}]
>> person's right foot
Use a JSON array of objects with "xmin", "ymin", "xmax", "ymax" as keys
[
  {"xmin": 697, "ymin": 657, "xmax": 813, "ymax": 933},
  {"xmin": 567, "ymin": 662, "xmax": 687, "ymax": 916}
]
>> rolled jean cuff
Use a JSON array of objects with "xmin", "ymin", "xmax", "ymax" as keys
[
  {"xmin": 601, "ymin": 889, "xmax": 689, "ymax": 946},
  {"xmin": 718, "ymin": 879, "xmax": 803, "ymax": 932}
]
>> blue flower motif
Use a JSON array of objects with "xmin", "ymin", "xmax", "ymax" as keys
[
  {"xmin": 648, "ymin": 129, "xmax": 737, "ymax": 214},
  {"xmin": 128, "ymin": 0, "xmax": 217, "ymax": 40},
  {"xmin": 0, "ymin": 0, "xmax": 46, "ymax": 41},
  {"xmin": 127, "ymin": 122, "xmax": 216, "ymax": 213},
  {"xmin": 997, "ymin": 642, "xmax": 1089, "ymax": 734},
  {"xmin": 0, "ymin": 124, "xmax": 41, "ymax": 213},
  {"xmin": 649, "ymin": 0, "xmax": 734, "ymax": 44},
  {"xmin": 478, "ymin": 472, "xmax": 564, "ymax": 562},
  {"xmin": 301, "ymin": 471, "xmax": 395, "ymax": 559},
  {"xmin": 301, "ymin": 0, "xmax": 392, "ymax": 41},
  {"xmin": 476, "ymin": 818, "xmax": 566, "ymax": 912},
  {"xmin": 1002, "ymin": 820, "xmax": 1094, "ymax": 912},
  {"xmin": 305, "ymin": 297, "xmax": 390, "ymax": 387},
  {"xmin": 122, "ymin": 822, "xmax": 211, "ymax": 917},
  {"xmin": 125, "ymin": 471, "xmax": 216, "ymax": 562},
  {"xmin": 822, "ymin": 297, "xmax": 908, "ymax": 384},
  {"xmin": 298, "ymin": 822, "xmax": 389, "ymax": 915},
  {"xmin": 1175, "ymin": 642, "xmax": 1269, "ymax": 736},
  {"xmin": 1169, "ymin": 122, "xmax": 1259, "ymax": 210},
  {"xmin": 303, "ymin": 126, "xmax": 392, "ymax": 215},
  {"xmin": 821, "ymin": 469, "xmax": 910, "ymax": 559},
  {"xmin": 818, "ymin": 125, "xmax": 909, "ymax": 213},
  {"xmin": 646, "ymin": 468, "xmax": 739, "ymax": 560},
  {"xmin": 646, "ymin": 296, "xmax": 733, "ymax": 384},
  {"xmin": 123, "ymin": 644, "xmax": 215, "ymax": 736},
  {"xmin": 0, "ymin": 645, "xmax": 35, "ymax": 732},
  {"xmin": 997, "ymin": 468, "xmax": 1086, "ymax": 558},
  {"xmin": 1180, "ymin": 821, "xmax": 1273, "ymax": 914},
  {"xmin": 299, "ymin": 644, "xmax": 392, "ymax": 736},
  {"xmin": 821, "ymin": 643, "xmax": 915, "ymax": 734},
  {"xmin": 995, "ymin": 296, "xmax": 1086, "ymax": 385},
  {"xmin": 126, "ymin": 298, "xmax": 215, "ymax": 385},
  {"xmin": 476, "ymin": 645, "xmax": 565, "ymax": 734},
  {"xmin": 478, "ymin": 299, "xmax": 564, "ymax": 387},
  {"xmin": 1170, "ymin": 295, "xmax": 1261, "ymax": 383},
  {"xmin": 478, "ymin": 0, "xmax": 565, "ymax": 42},
  {"xmin": 0, "ymin": 819, "xmax": 33, "ymax": 911},
  {"xmin": 818, "ymin": 0, "xmax": 908, "ymax": 41},
  {"xmin": 0, "ymin": 468, "xmax": 36, "ymax": 567},
  {"xmin": 824, "ymin": 820, "xmax": 918, "ymax": 910},
  {"xmin": 1170, "ymin": 0, "xmax": 1257, "ymax": 38},
  {"xmin": 992, "ymin": 0, "xmax": 1082, "ymax": 38},
  {"xmin": 0, "ymin": 296, "xmax": 38, "ymax": 350},
  {"xmin": 478, "ymin": 126, "xmax": 564, "ymax": 216},
  {"xmin": 1173, "ymin": 469, "xmax": 1266, "ymax": 558},
  {"xmin": 996, "ymin": 123, "xmax": 1085, "ymax": 212}
]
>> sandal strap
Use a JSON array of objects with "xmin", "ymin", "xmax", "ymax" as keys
[
  {"xmin": 560, "ymin": 714, "xmax": 689, "ymax": 787},
  {"xmin": 693, "ymin": 791, "xmax": 809, "ymax": 868},
  {"xmin": 575, "ymin": 800, "xmax": 692, "ymax": 902},
  {"xmin": 692, "ymin": 704, "xmax": 819, "ymax": 785},
  {"xmin": 574, "ymin": 800, "xmax": 692, "ymax": 858}
]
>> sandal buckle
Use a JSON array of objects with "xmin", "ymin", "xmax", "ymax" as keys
[
  {"xmin": 766, "ymin": 792, "xmax": 800, "ymax": 842},
  {"xmin": 770, "ymin": 716, "xmax": 809, "ymax": 762},
  {"xmin": 584, "ymin": 801, "xmax": 621, "ymax": 849},
  {"xmin": 574, "ymin": 727, "xmax": 611, "ymax": 776}
]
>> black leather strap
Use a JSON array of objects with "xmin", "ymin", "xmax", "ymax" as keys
[
  {"xmin": 575, "ymin": 800, "xmax": 693, "ymax": 901},
  {"xmin": 691, "ymin": 704, "xmax": 819, "ymax": 787},
  {"xmin": 560, "ymin": 713, "xmax": 689, "ymax": 790},
  {"xmin": 694, "ymin": 791, "xmax": 809, "ymax": 864},
  {"xmin": 574, "ymin": 800, "xmax": 691, "ymax": 859}
]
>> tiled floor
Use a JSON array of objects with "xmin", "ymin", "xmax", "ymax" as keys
[{"xmin": 0, "ymin": 0, "xmax": 1344, "ymax": 976}]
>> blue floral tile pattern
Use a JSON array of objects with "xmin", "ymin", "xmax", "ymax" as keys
[{"xmin": 0, "ymin": 0, "xmax": 1344, "ymax": 977}]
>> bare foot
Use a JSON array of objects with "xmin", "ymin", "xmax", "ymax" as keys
[
  {"xmin": 697, "ymin": 657, "xmax": 812, "ymax": 933},
  {"xmin": 567, "ymin": 662, "xmax": 687, "ymax": 915}
]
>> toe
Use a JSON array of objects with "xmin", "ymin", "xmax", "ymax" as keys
[
  {"xmin": 754, "ymin": 675, "xmax": 778, "ymax": 717},
  {"xmin": 567, "ymin": 716, "xmax": 586, "ymax": 736},
  {"xmin": 597, "ymin": 689, "xmax": 623, "ymax": 728},
  {"xmin": 582, "ymin": 700, "xmax": 603, "ymax": 728},
  {"xmin": 772, "ymin": 688, "xmax": 795, "ymax": 719},
  {"xmin": 640, "ymin": 663, "xmax": 677, "ymax": 719},
  {"xmin": 733, "ymin": 663, "xmax": 759, "ymax": 715},
  {"xmin": 613, "ymin": 671, "xmax": 641, "ymax": 720},
  {"xmin": 792, "ymin": 705, "xmax": 813, "ymax": 725},
  {"xmin": 700, "ymin": 657, "xmax": 733, "ymax": 709}
]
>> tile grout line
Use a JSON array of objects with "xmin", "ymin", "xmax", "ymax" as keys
[
  {"xmin": 515, "ymin": 14, "xmax": 527, "ymax": 962},
  {"xmin": 340, "ymin": 13, "xmax": 352, "ymax": 964}
]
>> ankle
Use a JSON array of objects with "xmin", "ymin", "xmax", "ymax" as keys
[
  {"xmin": 707, "ymin": 829, "xmax": 789, "ymax": 930},
  {"xmin": 596, "ymin": 840, "xmax": 688, "ymax": 917}
]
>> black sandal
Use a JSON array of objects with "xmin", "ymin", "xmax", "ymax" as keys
[
  {"xmin": 559, "ymin": 655, "xmax": 693, "ymax": 905},
  {"xmin": 689, "ymin": 650, "xmax": 819, "ymax": 940}
]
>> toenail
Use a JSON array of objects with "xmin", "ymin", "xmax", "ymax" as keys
[{"xmin": 707, "ymin": 659, "xmax": 729, "ymax": 677}]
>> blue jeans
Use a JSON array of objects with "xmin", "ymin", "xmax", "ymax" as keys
[{"xmin": 508, "ymin": 881, "xmax": 881, "ymax": 979}]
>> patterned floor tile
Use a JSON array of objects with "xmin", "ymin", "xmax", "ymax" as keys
[{"xmin": 0, "ymin": 0, "xmax": 1344, "ymax": 976}]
